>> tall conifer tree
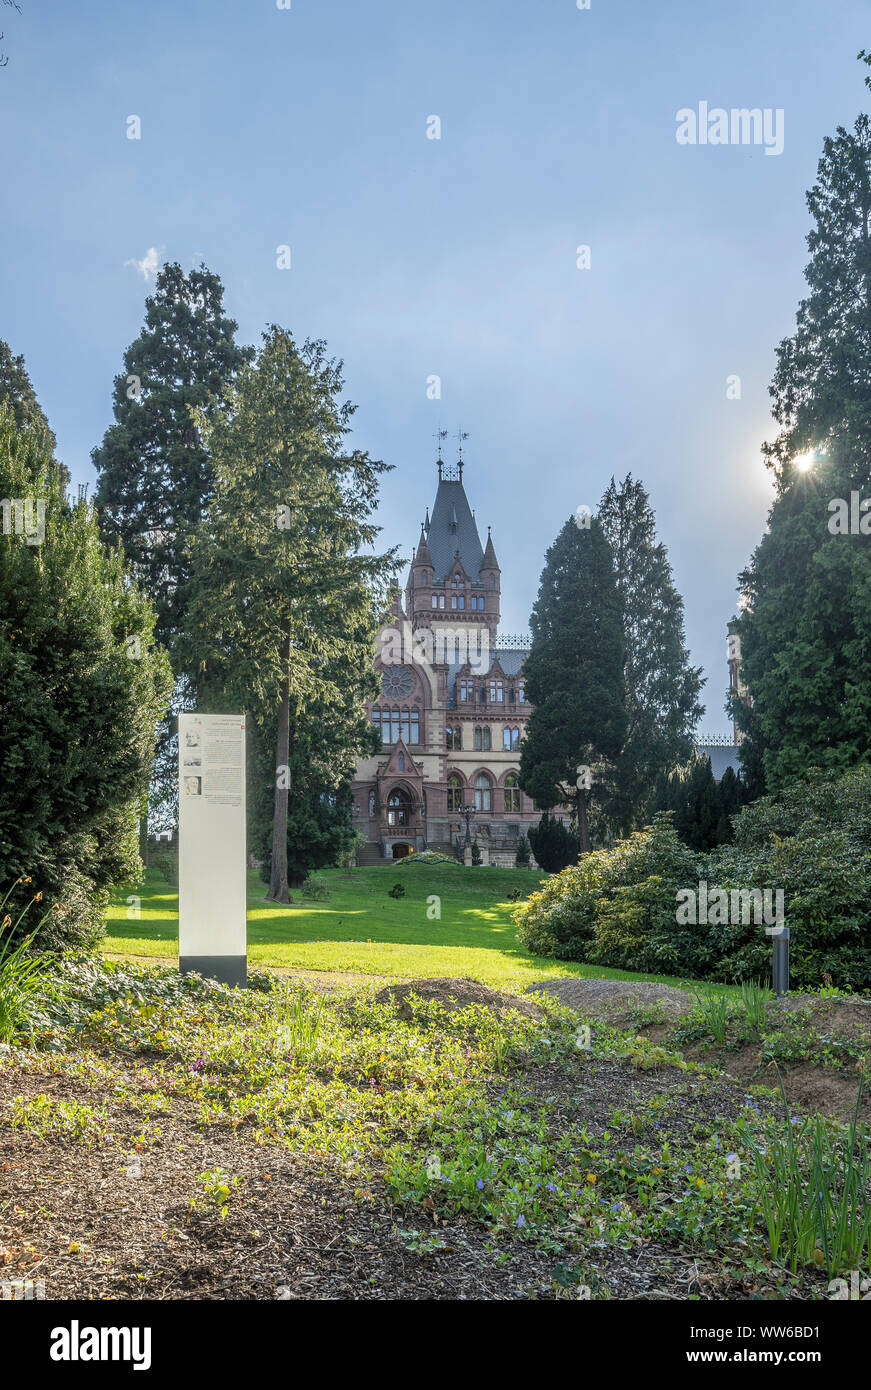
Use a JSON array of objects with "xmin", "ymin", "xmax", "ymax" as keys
[
  {"xmin": 181, "ymin": 328, "xmax": 397, "ymax": 902},
  {"xmin": 519, "ymin": 517, "xmax": 626, "ymax": 852},
  {"xmin": 598, "ymin": 475, "xmax": 704, "ymax": 831},
  {"xmin": 734, "ymin": 115, "xmax": 871, "ymax": 788},
  {"xmin": 92, "ymin": 262, "xmax": 252, "ymax": 656}
]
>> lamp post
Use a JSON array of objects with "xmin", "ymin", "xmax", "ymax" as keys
[{"xmin": 459, "ymin": 802, "xmax": 476, "ymax": 853}]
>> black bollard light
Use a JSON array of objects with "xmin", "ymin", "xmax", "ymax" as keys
[{"xmin": 772, "ymin": 925, "xmax": 790, "ymax": 998}]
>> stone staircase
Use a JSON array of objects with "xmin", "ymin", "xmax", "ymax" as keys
[{"xmin": 356, "ymin": 840, "xmax": 389, "ymax": 865}]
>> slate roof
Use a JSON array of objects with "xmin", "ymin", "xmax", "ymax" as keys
[{"xmin": 425, "ymin": 479, "xmax": 485, "ymax": 581}]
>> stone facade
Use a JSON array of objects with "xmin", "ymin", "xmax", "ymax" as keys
[{"xmin": 351, "ymin": 455, "xmax": 541, "ymax": 863}]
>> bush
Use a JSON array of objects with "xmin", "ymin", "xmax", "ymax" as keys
[
  {"xmin": 388, "ymin": 882, "xmax": 405, "ymax": 899},
  {"xmin": 0, "ymin": 885, "xmax": 47, "ymax": 1042},
  {"xmin": 514, "ymin": 834, "xmax": 531, "ymax": 868},
  {"xmin": 152, "ymin": 848, "xmax": 178, "ymax": 888},
  {"xmin": 528, "ymin": 813, "xmax": 578, "ymax": 873},
  {"xmin": 514, "ymin": 770, "xmax": 871, "ymax": 992},
  {"xmin": 0, "ymin": 411, "xmax": 172, "ymax": 950},
  {"xmin": 301, "ymin": 874, "xmax": 329, "ymax": 901},
  {"xmin": 515, "ymin": 815, "xmax": 704, "ymax": 971},
  {"xmin": 470, "ymin": 842, "xmax": 482, "ymax": 867}
]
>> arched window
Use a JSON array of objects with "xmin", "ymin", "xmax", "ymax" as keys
[
  {"xmin": 504, "ymin": 774, "xmax": 520, "ymax": 813},
  {"xmin": 503, "ymin": 726, "xmax": 520, "ymax": 751},
  {"xmin": 446, "ymin": 725, "xmax": 462, "ymax": 750},
  {"xmin": 447, "ymin": 774, "xmax": 463, "ymax": 812},
  {"xmin": 368, "ymin": 790, "xmax": 376, "ymax": 817},
  {"xmin": 387, "ymin": 789, "xmax": 412, "ymax": 826},
  {"xmin": 410, "ymin": 709, "xmax": 420, "ymax": 744},
  {"xmin": 489, "ymin": 576, "xmax": 495, "ymax": 589},
  {"xmin": 474, "ymin": 773, "xmax": 492, "ymax": 812}
]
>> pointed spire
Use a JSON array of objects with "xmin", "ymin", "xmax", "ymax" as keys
[
  {"xmin": 414, "ymin": 524, "xmax": 433, "ymax": 568},
  {"xmin": 482, "ymin": 525, "xmax": 499, "ymax": 570}
]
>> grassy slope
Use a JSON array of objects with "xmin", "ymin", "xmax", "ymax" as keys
[{"xmin": 105, "ymin": 862, "xmax": 715, "ymax": 992}]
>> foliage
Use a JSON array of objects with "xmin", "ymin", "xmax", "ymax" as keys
[
  {"xmin": 739, "ymin": 1074, "xmax": 871, "ymax": 1279},
  {"xmin": 514, "ymin": 833, "xmax": 531, "ymax": 868},
  {"xmin": 0, "ymin": 338, "xmax": 56, "ymax": 453},
  {"xmin": 470, "ymin": 842, "xmax": 482, "ymax": 867},
  {"xmin": 397, "ymin": 850, "xmax": 455, "ymax": 866},
  {"xmin": 300, "ymin": 874, "xmax": 329, "ymax": 901},
  {"xmin": 180, "ymin": 327, "xmax": 397, "ymax": 902},
  {"xmin": 0, "ymin": 883, "xmax": 47, "ymax": 1042},
  {"xmin": 598, "ymin": 476, "xmax": 704, "ymax": 834},
  {"xmin": 733, "ymin": 116, "xmax": 871, "ymax": 789},
  {"xmin": 0, "ymin": 410, "xmax": 172, "ymax": 949},
  {"xmin": 515, "ymin": 768, "xmax": 871, "ymax": 992},
  {"xmin": 8, "ymin": 950, "xmax": 863, "ymax": 1291},
  {"xmin": 650, "ymin": 754, "xmax": 749, "ymax": 850},
  {"xmin": 92, "ymin": 262, "xmax": 252, "ymax": 655},
  {"xmin": 518, "ymin": 516, "xmax": 626, "ymax": 851},
  {"xmin": 527, "ymin": 814, "xmax": 578, "ymax": 875}
]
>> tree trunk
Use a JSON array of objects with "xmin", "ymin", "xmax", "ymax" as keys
[
  {"xmin": 577, "ymin": 790, "xmax": 591, "ymax": 855},
  {"xmin": 267, "ymin": 630, "xmax": 293, "ymax": 903}
]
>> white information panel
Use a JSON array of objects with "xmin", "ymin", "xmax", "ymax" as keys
[{"xmin": 178, "ymin": 713, "xmax": 247, "ymax": 986}]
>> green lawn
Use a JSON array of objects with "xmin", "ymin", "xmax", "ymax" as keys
[{"xmin": 105, "ymin": 861, "xmax": 712, "ymax": 993}]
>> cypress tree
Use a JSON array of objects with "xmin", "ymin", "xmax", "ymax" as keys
[
  {"xmin": 734, "ymin": 116, "xmax": 871, "ymax": 789},
  {"xmin": 598, "ymin": 474, "xmax": 704, "ymax": 832},
  {"xmin": 519, "ymin": 516, "xmax": 626, "ymax": 852},
  {"xmin": 92, "ymin": 262, "xmax": 252, "ymax": 657}
]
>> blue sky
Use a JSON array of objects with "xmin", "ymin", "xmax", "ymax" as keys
[{"xmin": 2, "ymin": 0, "xmax": 869, "ymax": 733}]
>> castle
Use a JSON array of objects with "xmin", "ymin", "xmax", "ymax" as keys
[{"xmin": 351, "ymin": 448, "xmax": 540, "ymax": 864}]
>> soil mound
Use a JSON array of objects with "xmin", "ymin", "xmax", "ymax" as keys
[
  {"xmin": 375, "ymin": 977, "xmax": 544, "ymax": 1021},
  {"xmin": 526, "ymin": 977, "xmax": 695, "ymax": 1023}
]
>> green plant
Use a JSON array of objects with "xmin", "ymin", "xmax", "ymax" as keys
[
  {"xmin": 742, "ymin": 1074, "xmax": 871, "ymax": 1278},
  {"xmin": 514, "ymin": 834, "xmax": 531, "ymax": 868},
  {"xmin": 278, "ymin": 991, "xmax": 325, "ymax": 1060},
  {"xmin": 301, "ymin": 874, "xmax": 329, "ymax": 901},
  {"xmin": 691, "ymin": 985, "xmax": 731, "ymax": 1046},
  {"xmin": 195, "ymin": 1167, "xmax": 241, "ymax": 1220},
  {"xmin": 470, "ymin": 843, "xmax": 482, "ymax": 867},
  {"xmin": 388, "ymin": 882, "xmax": 406, "ymax": 899},
  {"xmin": 739, "ymin": 978, "xmax": 771, "ymax": 1032},
  {"xmin": 0, "ymin": 882, "xmax": 48, "ymax": 1042}
]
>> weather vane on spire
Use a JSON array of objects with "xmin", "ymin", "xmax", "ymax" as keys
[
  {"xmin": 454, "ymin": 428, "xmax": 469, "ymax": 482},
  {"xmin": 434, "ymin": 426, "xmax": 449, "ymax": 481}
]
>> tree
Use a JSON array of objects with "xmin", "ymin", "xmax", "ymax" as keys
[
  {"xmin": 762, "ymin": 115, "xmax": 871, "ymax": 485},
  {"xmin": 514, "ymin": 833, "xmax": 531, "ymax": 868},
  {"xmin": 733, "ymin": 117, "xmax": 871, "ymax": 789},
  {"xmin": 0, "ymin": 339, "xmax": 55, "ymax": 450},
  {"xmin": 92, "ymin": 262, "xmax": 252, "ymax": 657},
  {"xmin": 181, "ymin": 327, "xmax": 397, "ymax": 902},
  {"xmin": 249, "ymin": 682, "xmax": 378, "ymax": 891},
  {"xmin": 518, "ymin": 517, "xmax": 627, "ymax": 852},
  {"xmin": 650, "ymin": 754, "xmax": 748, "ymax": 851},
  {"xmin": 0, "ymin": 407, "xmax": 172, "ymax": 948},
  {"xmin": 528, "ymin": 813, "xmax": 578, "ymax": 873},
  {"xmin": 598, "ymin": 475, "xmax": 704, "ymax": 832}
]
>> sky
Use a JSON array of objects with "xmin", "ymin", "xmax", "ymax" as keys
[{"xmin": 2, "ymin": 0, "xmax": 869, "ymax": 735}]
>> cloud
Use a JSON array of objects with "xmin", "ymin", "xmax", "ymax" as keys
[{"xmin": 124, "ymin": 246, "xmax": 162, "ymax": 281}]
